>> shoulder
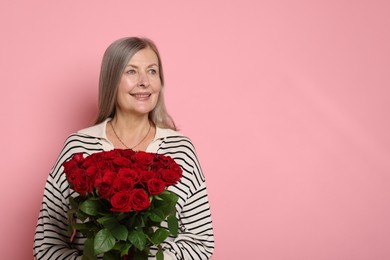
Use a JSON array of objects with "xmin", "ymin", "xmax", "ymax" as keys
[
  {"xmin": 59, "ymin": 122, "xmax": 107, "ymax": 160},
  {"xmin": 76, "ymin": 120, "xmax": 107, "ymax": 139},
  {"xmin": 48, "ymin": 122, "xmax": 107, "ymax": 184},
  {"xmin": 155, "ymin": 127, "xmax": 184, "ymax": 139},
  {"xmin": 62, "ymin": 132, "xmax": 102, "ymax": 150},
  {"xmin": 60, "ymin": 120, "xmax": 107, "ymax": 148},
  {"xmin": 156, "ymin": 127, "xmax": 195, "ymax": 149},
  {"xmin": 157, "ymin": 128, "xmax": 199, "ymax": 164}
]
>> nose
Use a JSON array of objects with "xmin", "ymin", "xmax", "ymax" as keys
[{"xmin": 137, "ymin": 72, "xmax": 150, "ymax": 87}]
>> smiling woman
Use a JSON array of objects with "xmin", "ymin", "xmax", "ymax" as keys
[{"xmin": 33, "ymin": 37, "xmax": 215, "ymax": 259}]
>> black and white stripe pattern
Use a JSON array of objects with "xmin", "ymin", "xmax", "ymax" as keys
[{"xmin": 34, "ymin": 125, "xmax": 214, "ymax": 260}]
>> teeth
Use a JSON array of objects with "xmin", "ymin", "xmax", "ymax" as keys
[{"xmin": 131, "ymin": 94, "xmax": 151, "ymax": 97}]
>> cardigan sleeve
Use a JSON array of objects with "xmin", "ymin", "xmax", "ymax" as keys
[
  {"xmin": 160, "ymin": 182, "xmax": 215, "ymax": 259},
  {"xmin": 33, "ymin": 133, "xmax": 102, "ymax": 259},
  {"xmin": 155, "ymin": 136, "xmax": 215, "ymax": 259},
  {"xmin": 34, "ymin": 138, "xmax": 80, "ymax": 259},
  {"xmin": 33, "ymin": 171, "xmax": 82, "ymax": 259}
]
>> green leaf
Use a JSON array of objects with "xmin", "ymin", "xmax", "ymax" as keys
[
  {"xmin": 156, "ymin": 248, "xmax": 164, "ymax": 260},
  {"xmin": 97, "ymin": 216, "xmax": 116, "ymax": 224},
  {"xmin": 70, "ymin": 196, "xmax": 83, "ymax": 209},
  {"xmin": 160, "ymin": 191, "xmax": 178, "ymax": 201},
  {"xmin": 125, "ymin": 213, "xmax": 137, "ymax": 229},
  {"xmin": 167, "ymin": 215, "xmax": 179, "ymax": 236},
  {"xmin": 71, "ymin": 221, "xmax": 100, "ymax": 238},
  {"xmin": 80, "ymin": 199, "xmax": 101, "ymax": 216},
  {"xmin": 109, "ymin": 242, "xmax": 132, "ymax": 257},
  {"xmin": 72, "ymin": 221, "xmax": 98, "ymax": 232},
  {"xmin": 77, "ymin": 209, "xmax": 89, "ymax": 222},
  {"xmin": 149, "ymin": 208, "xmax": 165, "ymax": 222},
  {"xmin": 94, "ymin": 229, "xmax": 116, "ymax": 255},
  {"xmin": 119, "ymin": 243, "xmax": 132, "ymax": 257},
  {"xmin": 128, "ymin": 230, "xmax": 147, "ymax": 251},
  {"xmin": 151, "ymin": 228, "xmax": 170, "ymax": 245},
  {"xmin": 111, "ymin": 224, "xmax": 128, "ymax": 241},
  {"xmin": 97, "ymin": 216, "xmax": 118, "ymax": 229},
  {"xmin": 135, "ymin": 214, "xmax": 146, "ymax": 228},
  {"xmin": 153, "ymin": 192, "xmax": 178, "ymax": 216},
  {"xmin": 82, "ymin": 238, "xmax": 96, "ymax": 260}
]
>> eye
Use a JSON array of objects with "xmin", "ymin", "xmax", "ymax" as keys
[
  {"xmin": 148, "ymin": 69, "xmax": 158, "ymax": 75},
  {"xmin": 126, "ymin": 69, "xmax": 137, "ymax": 75}
]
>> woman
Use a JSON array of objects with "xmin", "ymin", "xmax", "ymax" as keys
[{"xmin": 34, "ymin": 37, "xmax": 214, "ymax": 259}]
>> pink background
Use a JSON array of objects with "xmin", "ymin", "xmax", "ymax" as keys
[{"xmin": 1, "ymin": 1, "xmax": 389, "ymax": 259}]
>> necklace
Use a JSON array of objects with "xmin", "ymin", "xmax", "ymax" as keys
[{"xmin": 110, "ymin": 121, "xmax": 151, "ymax": 149}]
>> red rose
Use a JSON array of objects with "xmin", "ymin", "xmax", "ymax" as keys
[
  {"xmin": 110, "ymin": 191, "xmax": 132, "ymax": 212},
  {"xmin": 66, "ymin": 168, "xmax": 80, "ymax": 183},
  {"xmin": 121, "ymin": 149, "xmax": 136, "ymax": 158},
  {"xmin": 160, "ymin": 169, "xmax": 181, "ymax": 186},
  {"xmin": 147, "ymin": 178, "xmax": 165, "ymax": 195},
  {"xmin": 118, "ymin": 168, "xmax": 140, "ymax": 184},
  {"xmin": 97, "ymin": 160, "xmax": 115, "ymax": 172},
  {"xmin": 63, "ymin": 153, "xmax": 84, "ymax": 174},
  {"xmin": 102, "ymin": 170, "xmax": 117, "ymax": 182},
  {"xmin": 102, "ymin": 149, "xmax": 122, "ymax": 159},
  {"xmin": 113, "ymin": 177, "xmax": 134, "ymax": 192},
  {"xmin": 72, "ymin": 173, "xmax": 92, "ymax": 196},
  {"xmin": 140, "ymin": 170, "xmax": 158, "ymax": 185},
  {"xmin": 72, "ymin": 153, "xmax": 85, "ymax": 163},
  {"xmin": 63, "ymin": 160, "xmax": 78, "ymax": 174},
  {"xmin": 156, "ymin": 154, "xmax": 175, "ymax": 167},
  {"xmin": 113, "ymin": 157, "xmax": 132, "ymax": 167},
  {"xmin": 94, "ymin": 171, "xmax": 116, "ymax": 198},
  {"xmin": 82, "ymin": 155, "xmax": 95, "ymax": 168},
  {"xmin": 95, "ymin": 179, "xmax": 113, "ymax": 199},
  {"xmin": 169, "ymin": 163, "xmax": 182, "ymax": 176},
  {"xmin": 85, "ymin": 165, "xmax": 98, "ymax": 177},
  {"xmin": 133, "ymin": 151, "xmax": 155, "ymax": 167},
  {"xmin": 129, "ymin": 189, "xmax": 151, "ymax": 211}
]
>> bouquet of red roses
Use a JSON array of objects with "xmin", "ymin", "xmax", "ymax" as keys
[{"xmin": 62, "ymin": 149, "xmax": 183, "ymax": 260}]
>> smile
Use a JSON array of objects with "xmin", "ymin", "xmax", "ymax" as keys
[
  {"xmin": 130, "ymin": 93, "xmax": 151, "ymax": 97},
  {"xmin": 130, "ymin": 93, "xmax": 152, "ymax": 100}
]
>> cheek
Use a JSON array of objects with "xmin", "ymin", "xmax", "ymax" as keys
[
  {"xmin": 155, "ymin": 87, "xmax": 161, "ymax": 95},
  {"xmin": 152, "ymin": 82, "xmax": 162, "ymax": 96},
  {"xmin": 152, "ymin": 79, "xmax": 162, "ymax": 92},
  {"xmin": 119, "ymin": 78, "xmax": 136, "ymax": 92},
  {"xmin": 153, "ymin": 91, "xmax": 160, "ymax": 103},
  {"xmin": 115, "ymin": 91, "xmax": 125, "ymax": 106}
]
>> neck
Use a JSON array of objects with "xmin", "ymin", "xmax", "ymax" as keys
[
  {"xmin": 111, "ymin": 112, "xmax": 150, "ymax": 134},
  {"xmin": 108, "ymin": 111, "xmax": 154, "ymax": 150}
]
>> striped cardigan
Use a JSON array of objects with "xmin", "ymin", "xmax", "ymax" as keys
[{"xmin": 34, "ymin": 119, "xmax": 214, "ymax": 259}]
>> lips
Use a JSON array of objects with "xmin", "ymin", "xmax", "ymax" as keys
[{"xmin": 130, "ymin": 92, "xmax": 152, "ymax": 100}]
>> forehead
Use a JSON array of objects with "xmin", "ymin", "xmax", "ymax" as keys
[{"xmin": 128, "ymin": 47, "xmax": 159, "ymax": 65}]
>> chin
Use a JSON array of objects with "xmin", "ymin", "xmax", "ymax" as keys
[{"xmin": 132, "ymin": 107, "xmax": 155, "ymax": 116}]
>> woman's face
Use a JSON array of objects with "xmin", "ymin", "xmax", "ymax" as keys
[{"xmin": 116, "ymin": 47, "xmax": 161, "ymax": 117}]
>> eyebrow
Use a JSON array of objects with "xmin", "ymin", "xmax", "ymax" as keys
[{"xmin": 126, "ymin": 63, "xmax": 159, "ymax": 68}]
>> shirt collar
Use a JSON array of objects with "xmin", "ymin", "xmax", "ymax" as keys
[{"xmin": 78, "ymin": 118, "xmax": 181, "ymax": 143}]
